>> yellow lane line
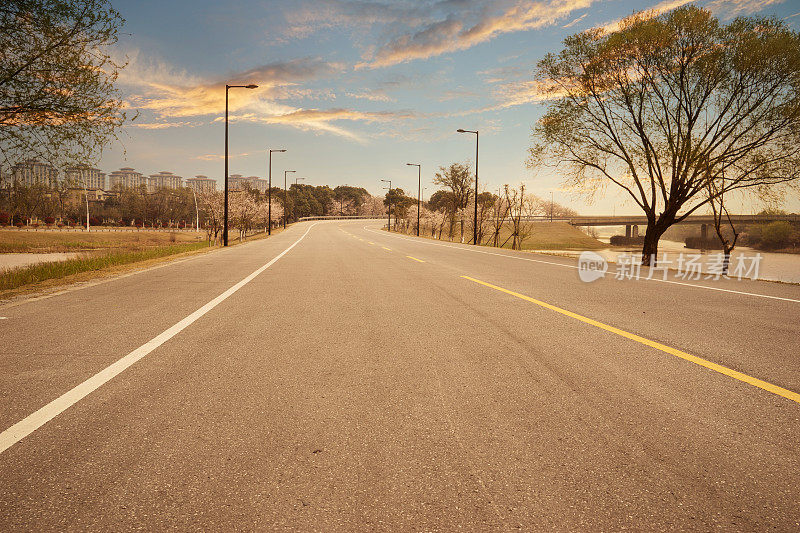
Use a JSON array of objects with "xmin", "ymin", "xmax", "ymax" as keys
[
  {"xmin": 382, "ymin": 247, "xmax": 392, "ymax": 251},
  {"xmin": 406, "ymin": 256, "xmax": 425, "ymax": 263},
  {"xmin": 368, "ymin": 241, "xmax": 375, "ymax": 245},
  {"xmin": 461, "ymin": 275, "xmax": 800, "ymax": 405}
]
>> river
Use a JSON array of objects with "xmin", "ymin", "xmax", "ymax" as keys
[{"xmin": 539, "ymin": 227, "xmax": 800, "ymax": 284}]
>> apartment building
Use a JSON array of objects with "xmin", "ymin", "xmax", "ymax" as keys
[
  {"xmin": 11, "ymin": 160, "xmax": 58, "ymax": 188},
  {"xmin": 229, "ymin": 174, "xmax": 268, "ymax": 193},
  {"xmin": 64, "ymin": 166, "xmax": 106, "ymax": 190},
  {"xmin": 185, "ymin": 175, "xmax": 217, "ymax": 193},
  {"xmin": 108, "ymin": 167, "xmax": 146, "ymax": 189},
  {"xmin": 148, "ymin": 171, "xmax": 183, "ymax": 191}
]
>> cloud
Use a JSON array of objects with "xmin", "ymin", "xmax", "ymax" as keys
[
  {"xmin": 563, "ymin": 12, "xmax": 588, "ymax": 28},
  {"xmin": 598, "ymin": 0, "xmax": 695, "ymax": 34},
  {"xmin": 117, "ymin": 51, "xmax": 413, "ymax": 141},
  {"xmin": 345, "ymin": 90, "xmax": 396, "ymax": 102},
  {"xmin": 120, "ymin": 53, "xmax": 341, "ymax": 118},
  {"xmin": 196, "ymin": 152, "xmax": 252, "ymax": 161},
  {"xmin": 210, "ymin": 107, "xmax": 416, "ymax": 143},
  {"xmin": 356, "ymin": 0, "xmax": 595, "ymax": 69},
  {"xmin": 282, "ymin": 0, "xmax": 475, "ymax": 39},
  {"xmin": 706, "ymin": 0, "xmax": 785, "ymax": 17},
  {"xmin": 128, "ymin": 121, "xmax": 203, "ymax": 129},
  {"xmin": 597, "ymin": 0, "xmax": 782, "ymax": 34}
]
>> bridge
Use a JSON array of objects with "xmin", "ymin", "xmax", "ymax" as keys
[
  {"xmin": 563, "ymin": 214, "xmax": 799, "ymax": 227},
  {"xmin": 561, "ymin": 213, "xmax": 799, "ymax": 240}
]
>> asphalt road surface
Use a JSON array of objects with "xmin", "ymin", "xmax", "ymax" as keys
[{"xmin": 1, "ymin": 221, "xmax": 799, "ymax": 531}]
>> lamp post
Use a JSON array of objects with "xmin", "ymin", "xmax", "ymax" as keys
[
  {"xmin": 406, "ymin": 163, "xmax": 421, "ymax": 236},
  {"xmin": 456, "ymin": 128, "xmax": 479, "ymax": 245},
  {"xmin": 191, "ymin": 187, "xmax": 199, "ymax": 232},
  {"xmin": 224, "ymin": 83, "xmax": 258, "ymax": 246},
  {"xmin": 381, "ymin": 179, "xmax": 392, "ymax": 231},
  {"xmin": 284, "ymin": 170, "xmax": 296, "ymax": 228},
  {"xmin": 267, "ymin": 149, "xmax": 286, "ymax": 236}
]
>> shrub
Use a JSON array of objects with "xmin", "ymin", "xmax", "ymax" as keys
[
  {"xmin": 0, "ymin": 212, "xmax": 10, "ymax": 225},
  {"xmin": 610, "ymin": 235, "xmax": 644, "ymax": 246},
  {"xmin": 44, "ymin": 216, "xmax": 55, "ymax": 225},
  {"xmin": 760, "ymin": 221, "xmax": 794, "ymax": 249}
]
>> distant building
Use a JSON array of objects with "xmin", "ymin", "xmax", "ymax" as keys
[
  {"xmin": 108, "ymin": 167, "xmax": 146, "ymax": 189},
  {"xmin": 185, "ymin": 175, "xmax": 217, "ymax": 193},
  {"xmin": 64, "ymin": 166, "xmax": 106, "ymax": 190},
  {"xmin": 12, "ymin": 160, "xmax": 58, "ymax": 188},
  {"xmin": 229, "ymin": 174, "xmax": 267, "ymax": 193},
  {"xmin": 148, "ymin": 171, "xmax": 183, "ymax": 191}
]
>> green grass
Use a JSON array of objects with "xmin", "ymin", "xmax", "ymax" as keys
[{"xmin": 0, "ymin": 241, "xmax": 210, "ymax": 291}]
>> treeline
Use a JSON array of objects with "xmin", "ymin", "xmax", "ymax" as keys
[
  {"xmin": 384, "ymin": 162, "xmax": 576, "ymax": 249},
  {"xmin": 0, "ymin": 183, "xmax": 384, "ymax": 235}
]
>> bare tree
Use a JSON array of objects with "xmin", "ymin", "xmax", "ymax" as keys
[
  {"xmin": 505, "ymin": 184, "xmax": 536, "ymax": 250},
  {"xmin": 489, "ymin": 194, "xmax": 511, "ymax": 248},
  {"xmin": 199, "ymin": 191, "xmax": 223, "ymax": 244},
  {"xmin": 433, "ymin": 162, "xmax": 473, "ymax": 238},
  {"xmin": 530, "ymin": 6, "xmax": 800, "ymax": 264}
]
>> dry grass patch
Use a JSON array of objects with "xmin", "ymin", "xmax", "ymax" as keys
[{"xmin": 0, "ymin": 229, "xmax": 204, "ymax": 253}]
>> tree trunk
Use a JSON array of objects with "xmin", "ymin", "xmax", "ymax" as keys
[
  {"xmin": 722, "ymin": 245, "xmax": 733, "ymax": 276},
  {"xmin": 640, "ymin": 226, "xmax": 663, "ymax": 266}
]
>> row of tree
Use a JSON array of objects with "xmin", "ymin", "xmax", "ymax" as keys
[
  {"xmin": 384, "ymin": 162, "xmax": 577, "ymax": 249},
  {"xmin": 0, "ymin": 183, "xmax": 385, "ymax": 235}
]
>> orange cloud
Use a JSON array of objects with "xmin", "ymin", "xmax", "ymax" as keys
[
  {"xmin": 598, "ymin": 0, "xmax": 694, "ymax": 34},
  {"xmin": 117, "ymin": 52, "xmax": 413, "ymax": 141},
  {"xmin": 357, "ymin": 0, "xmax": 594, "ymax": 69}
]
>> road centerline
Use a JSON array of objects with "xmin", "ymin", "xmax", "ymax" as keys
[
  {"xmin": 461, "ymin": 275, "xmax": 800, "ymax": 405},
  {"xmin": 364, "ymin": 226, "xmax": 800, "ymax": 304},
  {"xmin": 0, "ymin": 223, "xmax": 319, "ymax": 456}
]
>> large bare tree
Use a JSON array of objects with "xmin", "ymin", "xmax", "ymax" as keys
[
  {"xmin": 529, "ymin": 6, "xmax": 800, "ymax": 264},
  {"xmin": 0, "ymin": 0, "xmax": 129, "ymax": 169}
]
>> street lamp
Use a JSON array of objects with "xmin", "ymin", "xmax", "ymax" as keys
[
  {"xmin": 456, "ymin": 128, "xmax": 479, "ymax": 245},
  {"xmin": 267, "ymin": 148, "xmax": 286, "ymax": 236},
  {"xmin": 284, "ymin": 170, "xmax": 296, "ymax": 228},
  {"xmin": 381, "ymin": 179, "xmax": 392, "ymax": 231},
  {"xmin": 224, "ymin": 83, "xmax": 258, "ymax": 246},
  {"xmin": 407, "ymin": 163, "xmax": 421, "ymax": 236}
]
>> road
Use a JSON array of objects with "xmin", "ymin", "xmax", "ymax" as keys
[{"xmin": 1, "ymin": 220, "xmax": 799, "ymax": 531}]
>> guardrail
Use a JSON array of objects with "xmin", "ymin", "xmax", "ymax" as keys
[
  {"xmin": 297, "ymin": 216, "xmax": 385, "ymax": 221},
  {"xmin": 0, "ymin": 226, "xmax": 203, "ymax": 232}
]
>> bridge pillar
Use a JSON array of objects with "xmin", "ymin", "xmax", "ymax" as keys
[
  {"xmin": 625, "ymin": 225, "xmax": 632, "ymax": 238},
  {"xmin": 700, "ymin": 224, "xmax": 708, "ymax": 240},
  {"xmin": 631, "ymin": 225, "xmax": 639, "ymax": 238}
]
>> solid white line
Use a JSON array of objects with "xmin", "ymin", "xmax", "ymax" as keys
[
  {"xmin": 0, "ymin": 223, "xmax": 318, "ymax": 456},
  {"xmin": 363, "ymin": 226, "xmax": 800, "ymax": 304}
]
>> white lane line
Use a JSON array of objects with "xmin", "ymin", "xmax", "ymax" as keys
[
  {"xmin": 0, "ymin": 223, "xmax": 318, "ymax": 456},
  {"xmin": 363, "ymin": 226, "xmax": 800, "ymax": 304}
]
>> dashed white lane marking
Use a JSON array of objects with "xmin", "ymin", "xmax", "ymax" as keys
[
  {"xmin": 0, "ymin": 223, "xmax": 319, "ymax": 456},
  {"xmin": 363, "ymin": 226, "xmax": 800, "ymax": 304}
]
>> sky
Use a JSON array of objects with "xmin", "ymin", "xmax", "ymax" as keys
[{"xmin": 104, "ymin": 0, "xmax": 800, "ymax": 215}]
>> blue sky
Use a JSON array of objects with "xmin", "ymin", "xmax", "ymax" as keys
[{"xmin": 105, "ymin": 0, "xmax": 800, "ymax": 214}]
